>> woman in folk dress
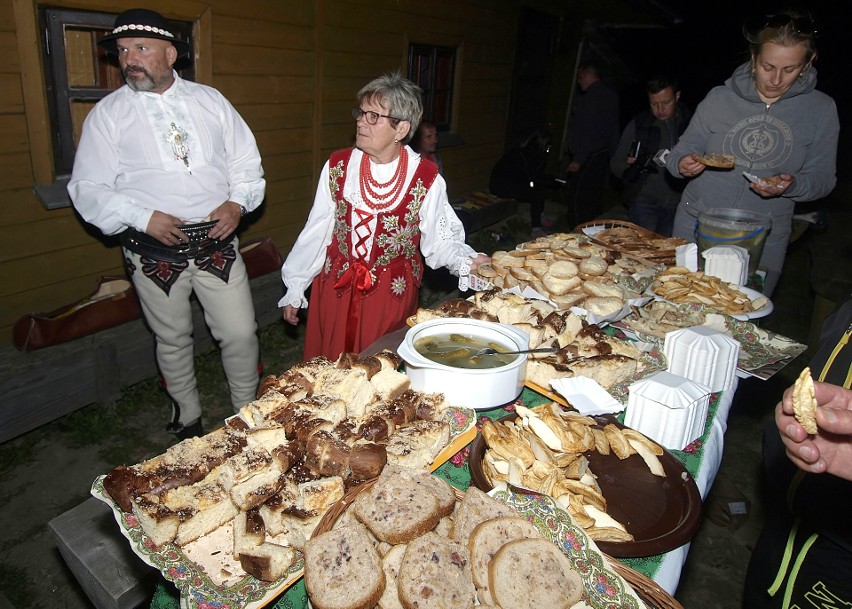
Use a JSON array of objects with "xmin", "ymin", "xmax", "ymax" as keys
[{"xmin": 279, "ymin": 73, "xmax": 489, "ymax": 360}]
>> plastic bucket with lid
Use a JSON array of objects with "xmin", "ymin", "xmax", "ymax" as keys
[{"xmin": 696, "ymin": 209, "xmax": 771, "ymax": 275}]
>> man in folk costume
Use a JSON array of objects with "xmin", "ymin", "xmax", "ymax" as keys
[
  {"xmin": 280, "ymin": 73, "xmax": 489, "ymax": 359},
  {"xmin": 68, "ymin": 9, "xmax": 266, "ymax": 439}
]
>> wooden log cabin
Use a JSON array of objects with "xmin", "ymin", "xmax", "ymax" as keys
[{"xmin": 0, "ymin": 0, "xmax": 664, "ymax": 439}]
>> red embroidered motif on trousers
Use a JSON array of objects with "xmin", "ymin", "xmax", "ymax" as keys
[{"xmin": 359, "ymin": 148, "xmax": 408, "ymax": 210}]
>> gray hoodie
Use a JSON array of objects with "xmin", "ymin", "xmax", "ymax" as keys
[{"xmin": 666, "ymin": 62, "xmax": 839, "ymax": 294}]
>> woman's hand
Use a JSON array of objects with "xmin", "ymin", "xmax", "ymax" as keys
[
  {"xmin": 678, "ymin": 154, "xmax": 706, "ymax": 178},
  {"xmin": 776, "ymin": 380, "xmax": 852, "ymax": 481},
  {"xmin": 469, "ymin": 254, "xmax": 491, "ymax": 272},
  {"xmin": 282, "ymin": 305, "xmax": 300, "ymax": 325},
  {"xmin": 750, "ymin": 174, "xmax": 793, "ymax": 198}
]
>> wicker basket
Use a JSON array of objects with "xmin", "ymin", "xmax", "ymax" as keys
[
  {"xmin": 573, "ymin": 219, "xmax": 685, "ymax": 265},
  {"xmin": 311, "ymin": 478, "xmax": 683, "ymax": 609}
]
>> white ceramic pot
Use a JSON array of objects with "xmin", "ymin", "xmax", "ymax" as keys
[{"xmin": 396, "ymin": 318, "xmax": 529, "ymax": 410}]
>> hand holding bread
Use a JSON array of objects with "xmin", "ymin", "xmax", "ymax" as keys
[{"xmin": 777, "ymin": 375, "xmax": 852, "ymax": 482}]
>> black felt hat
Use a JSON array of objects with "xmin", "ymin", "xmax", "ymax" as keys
[{"xmin": 98, "ymin": 9, "xmax": 191, "ymax": 58}]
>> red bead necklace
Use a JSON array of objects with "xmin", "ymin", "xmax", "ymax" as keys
[{"xmin": 359, "ymin": 148, "xmax": 408, "ymax": 211}]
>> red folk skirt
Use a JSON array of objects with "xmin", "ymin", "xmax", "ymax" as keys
[{"xmin": 302, "ymin": 265, "xmax": 419, "ymax": 360}]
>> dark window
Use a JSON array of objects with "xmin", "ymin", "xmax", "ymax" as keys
[
  {"xmin": 40, "ymin": 8, "xmax": 194, "ymax": 183},
  {"xmin": 408, "ymin": 44, "xmax": 456, "ymax": 131}
]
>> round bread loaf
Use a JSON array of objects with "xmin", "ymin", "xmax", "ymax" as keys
[
  {"xmin": 488, "ymin": 538, "xmax": 583, "ymax": 609},
  {"xmin": 398, "ymin": 532, "xmax": 476, "ymax": 609},
  {"xmin": 467, "ymin": 516, "xmax": 541, "ymax": 587},
  {"xmin": 304, "ymin": 522, "xmax": 385, "ymax": 609}
]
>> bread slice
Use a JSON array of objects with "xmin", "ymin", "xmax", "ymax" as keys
[
  {"xmin": 233, "ymin": 507, "xmax": 266, "ymax": 554},
  {"xmin": 397, "ymin": 531, "xmax": 476, "ymax": 609},
  {"xmin": 489, "ymin": 538, "xmax": 583, "ymax": 609},
  {"xmin": 468, "ymin": 516, "xmax": 541, "ymax": 587},
  {"xmin": 353, "ymin": 472, "xmax": 441, "ymax": 544},
  {"xmin": 304, "ymin": 522, "xmax": 385, "ymax": 609},
  {"xmin": 449, "ymin": 486, "xmax": 517, "ymax": 545},
  {"xmin": 384, "ymin": 420, "xmax": 450, "ymax": 470},
  {"xmin": 382, "ymin": 464, "xmax": 457, "ymax": 518},
  {"xmin": 377, "ymin": 543, "xmax": 406, "ymax": 609},
  {"xmin": 239, "ymin": 541, "xmax": 295, "ymax": 582}
]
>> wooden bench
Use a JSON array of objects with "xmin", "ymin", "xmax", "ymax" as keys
[
  {"xmin": 48, "ymin": 498, "xmax": 155, "ymax": 609},
  {"xmin": 0, "ymin": 271, "xmax": 283, "ymax": 444}
]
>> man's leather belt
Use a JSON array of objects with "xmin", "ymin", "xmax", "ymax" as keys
[{"xmin": 121, "ymin": 222, "xmax": 233, "ymax": 262}]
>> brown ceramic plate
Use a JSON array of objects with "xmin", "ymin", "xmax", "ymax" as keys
[{"xmin": 469, "ymin": 413, "xmax": 702, "ymax": 558}]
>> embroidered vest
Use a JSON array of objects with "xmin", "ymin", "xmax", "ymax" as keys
[{"xmin": 323, "ymin": 148, "xmax": 438, "ymax": 299}]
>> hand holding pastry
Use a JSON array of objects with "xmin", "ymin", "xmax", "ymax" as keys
[{"xmin": 777, "ymin": 376, "xmax": 852, "ymax": 481}]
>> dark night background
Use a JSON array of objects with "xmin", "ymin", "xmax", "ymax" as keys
[{"xmin": 598, "ymin": 0, "xmax": 848, "ymax": 169}]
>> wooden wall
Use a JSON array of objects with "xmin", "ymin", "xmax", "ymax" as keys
[{"xmin": 0, "ymin": 0, "xmax": 589, "ymax": 344}]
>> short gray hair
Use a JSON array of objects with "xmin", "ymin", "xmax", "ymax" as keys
[{"xmin": 356, "ymin": 71, "xmax": 423, "ymax": 144}]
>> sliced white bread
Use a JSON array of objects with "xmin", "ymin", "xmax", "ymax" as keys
[
  {"xmin": 468, "ymin": 516, "xmax": 541, "ymax": 588},
  {"xmin": 304, "ymin": 522, "xmax": 385, "ymax": 609},
  {"xmin": 397, "ymin": 531, "xmax": 476, "ymax": 609},
  {"xmin": 449, "ymin": 486, "xmax": 516, "ymax": 545},
  {"xmin": 488, "ymin": 538, "xmax": 583, "ymax": 609}
]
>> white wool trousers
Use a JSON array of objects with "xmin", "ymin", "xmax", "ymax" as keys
[{"xmin": 124, "ymin": 241, "xmax": 259, "ymax": 424}]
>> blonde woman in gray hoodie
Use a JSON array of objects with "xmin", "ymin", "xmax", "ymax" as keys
[{"xmin": 666, "ymin": 12, "xmax": 838, "ymax": 296}]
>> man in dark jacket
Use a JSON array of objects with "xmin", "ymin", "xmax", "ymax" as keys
[
  {"xmin": 566, "ymin": 61, "xmax": 620, "ymax": 225},
  {"xmin": 611, "ymin": 75, "xmax": 691, "ymax": 236}
]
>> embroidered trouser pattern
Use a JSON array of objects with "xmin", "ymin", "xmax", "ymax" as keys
[{"xmin": 123, "ymin": 239, "xmax": 259, "ymax": 423}]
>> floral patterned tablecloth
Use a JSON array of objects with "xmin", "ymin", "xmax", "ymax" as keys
[{"xmin": 151, "ymin": 384, "xmax": 727, "ymax": 609}]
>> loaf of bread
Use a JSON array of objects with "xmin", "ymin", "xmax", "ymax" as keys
[
  {"xmin": 488, "ymin": 538, "xmax": 583, "ymax": 609},
  {"xmin": 397, "ymin": 531, "xmax": 476, "ymax": 609},
  {"xmin": 304, "ymin": 522, "xmax": 385, "ymax": 609}
]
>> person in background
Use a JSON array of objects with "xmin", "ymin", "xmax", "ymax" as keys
[
  {"xmin": 566, "ymin": 60, "xmax": 620, "ymax": 226},
  {"xmin": 611, "ymin": 74, "xmax": 691, "ymax": 236},
  {"xmin": 743, "ymin": 295, "xmax": 852, "ymax": 607},
  {"xmin": 666, "ymin": 11, "xmax": 838, "ymax": 296},
  {"xmin": 279, "ymin": 72, "xmax": 489, "ymax": 360},
  {"xmin": 68, "ymin": 9, "xmax": 265, "ymax": 439},
  {"xmin": 489, "ymin": 130, "xmax": 555, "ymax": 238},
  {"xmin": 411, "ymin": 120, "xmax": 443, "ymax": 176}
]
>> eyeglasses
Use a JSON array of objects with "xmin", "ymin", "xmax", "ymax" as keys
[
  {"xmin": 745, "ymin": 14, "xmax": 817, "ymax": 36},
  {"xmin": 352, "ymin": 107, "xmax": 403, "ymax": 125}
]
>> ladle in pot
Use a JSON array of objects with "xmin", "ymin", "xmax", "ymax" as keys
[{"xmin": 475, "ymin": 347, "xmax": 560, "ymax": 356}]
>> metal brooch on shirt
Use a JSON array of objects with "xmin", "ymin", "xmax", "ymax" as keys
[{"xmin": 166, "ymin": 122, "xmax": 191, "ymax": 173}]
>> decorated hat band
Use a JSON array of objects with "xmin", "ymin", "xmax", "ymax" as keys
[{"xmin": 111, "ymin": 24, "xmax": 176, "ymax": 39}]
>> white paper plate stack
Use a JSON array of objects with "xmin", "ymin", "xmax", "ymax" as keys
[
  {"xmin": 664, "ymin": 325, "xmax": 740, "ymax": 392},
  {"xmin": 702, "ymin": 244, "xmax": 749, "ymax": 285},
  {"xmin": 625, "ymin": 371, "xmax": 712, "ymax": 450}
]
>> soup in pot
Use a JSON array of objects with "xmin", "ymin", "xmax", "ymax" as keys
[{"xmin": 413, "ymin": 333, "xmax": 518, "ymax": 369}]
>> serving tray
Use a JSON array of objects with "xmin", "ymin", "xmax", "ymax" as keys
[{"xmin": 91, "ymin": 405, "xmax": 477, "ymax": 609}]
